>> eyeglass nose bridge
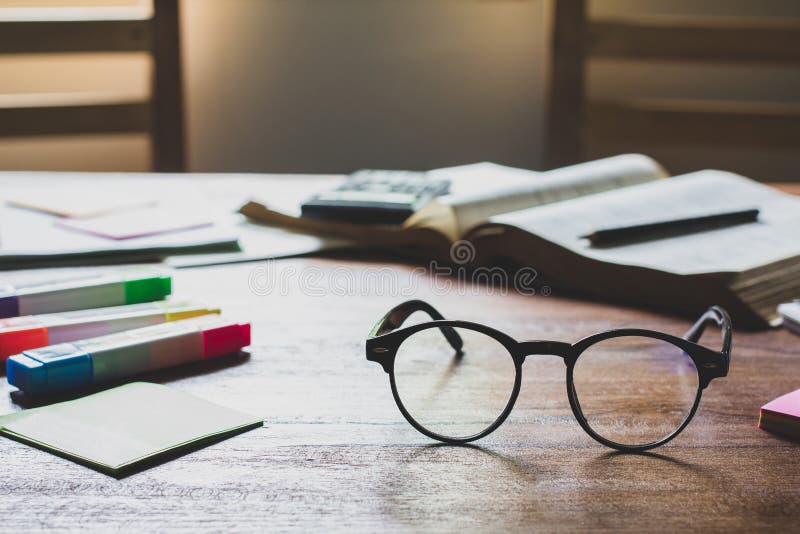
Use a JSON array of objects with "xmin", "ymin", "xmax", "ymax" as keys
[{"xmin": 517, "ymin": 340, "xmax": 574, "ymax": 361}]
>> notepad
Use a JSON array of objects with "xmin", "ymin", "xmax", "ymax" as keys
[
  {"xmin": 777, "ymin": 301, "xmax": 800, "ymax": 335},
  {"xmin": 758, "ymin": 389, "xmax": 800, "ymax": 441},
  {"xmin": 0, "ymin": 382, "xmax": 263, "ymax": 476}
]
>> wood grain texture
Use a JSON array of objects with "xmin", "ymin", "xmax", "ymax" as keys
[{"xmin": 0, "ymin": 258, "xmax": 798, "ymax": 532}]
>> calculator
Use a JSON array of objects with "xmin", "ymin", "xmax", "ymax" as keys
[{"xmin": 300, "ymin": 170, "xmax": 451, "ymax": 225}]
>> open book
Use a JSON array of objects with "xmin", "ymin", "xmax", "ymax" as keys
[{"xmin": 239, "ymin": 154, "xmax": 800, "ymax": 328}]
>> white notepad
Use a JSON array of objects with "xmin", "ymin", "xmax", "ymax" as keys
[{"xmin": 0, "ymin": 382, "xmax": 263, "ymax": 477}]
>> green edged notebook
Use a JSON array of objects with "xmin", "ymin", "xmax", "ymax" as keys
[{"xmin": 0, "ymin": 382, "xmax": 263, "ymax": 477}]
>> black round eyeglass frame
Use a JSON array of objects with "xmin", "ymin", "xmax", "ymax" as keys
[{"xmin": 366, "ymin": 300, "xmax": 732, "ymax": 452}]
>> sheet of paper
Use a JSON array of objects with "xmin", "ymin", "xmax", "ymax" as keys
[
  {"xmin": 492, "ymin": 170, "xmax": 800, "ymax": 275},
  {"xmin": 6, "ymin": 186, "xmax": 156, "ymax": 218},
  {"xmin": 166, "ymin": 215, "xmax": 353, "ymax": 268},
  {"xmin": 56, "ymin": 207, "xmax": 213, "ymax": 240},
  {"xmin": 0, "ymin": 174, "xmax": 244, "ymax": 267},
  {"xmin": 0, "ymin": 382, "xmax": 263, "ymax": 476}
]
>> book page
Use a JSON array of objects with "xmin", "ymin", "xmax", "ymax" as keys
[
  {"xmin": 429, "ymin": 162, "xmax": 544, "ymax": 196},
  {"xmin": 491, "ymin": 170, "xmax": 800, "ymax": 275},
  {"xmin": 407, "ymin": 154, "xmax": 668, "ymax": 240}
]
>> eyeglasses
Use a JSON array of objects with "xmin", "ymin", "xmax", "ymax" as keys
[{"xmin": 366, "ymin": 300, "xmax": 731, "ymax": 452}]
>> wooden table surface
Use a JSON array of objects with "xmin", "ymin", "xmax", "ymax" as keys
[{"xmin": 0, "ymin": 256, "xmax": 798, "ymax": 532}]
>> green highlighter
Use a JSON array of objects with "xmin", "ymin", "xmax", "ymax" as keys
[{"xmin": 0, "ymin": 270, "xmax": 172, "ymax": 318}]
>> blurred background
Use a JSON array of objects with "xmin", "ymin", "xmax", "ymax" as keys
[{"xmin": 0, "ymin": 0, "xmax": 798, "ymax": 179}]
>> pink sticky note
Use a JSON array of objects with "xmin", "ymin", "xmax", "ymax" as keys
[
  {"xmin": 759, "ymin": 389, "xmax": 800, "ymax": 440},
  {"xmin": 56, "ymin": 208, "xmax": 213, "ymax": 240},
  {"xmin": 761, "ymin": 389, "xmax": 800, "ymax": 421}
]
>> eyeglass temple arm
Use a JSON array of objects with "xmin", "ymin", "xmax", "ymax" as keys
[
  {"xmin": 683, "ymin": 305, "xmax": 732, "ymax": 372},
  {"xmin": 369, "ymin": 300, "xmax": 464, "ymax": 353}
]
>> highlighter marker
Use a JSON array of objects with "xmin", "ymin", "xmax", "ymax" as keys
[
  {"xmin": 0, "ymin": 301, "xmax": 220, "ymax": 361},
  {"xmin": 0, "ymin": 271, "xmax": 171, "ymax": 318},
  {"xmin": 7, "ymin": 315, "xmax": 251, "ymax": 395}
]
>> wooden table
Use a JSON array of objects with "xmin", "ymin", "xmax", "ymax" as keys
[
  {"xmin": 1, "ymin": 256, "xmax": 798, "ymax": 532},
  {"xmin": 0, "ymin": 179, "xmax": 799, "ymax": 532}
]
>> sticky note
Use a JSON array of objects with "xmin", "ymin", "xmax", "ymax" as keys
[
  {"xmin": 0, "ymin": 382, "xmax": 263, "ymax": 476},
  {"xmin": 56, "ymin": 207, "xmax": 213, "ymax": 240},
  {"xmin": 758, "ymin": 388, "xmax": 800, "ymax": 441}
]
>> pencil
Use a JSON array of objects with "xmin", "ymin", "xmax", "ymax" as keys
[{"xmin": 581, "ymin": 208, "xmax": 760, "ymax": 247}]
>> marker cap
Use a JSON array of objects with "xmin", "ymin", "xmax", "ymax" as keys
[
  {"xmin": 7, "ymin": 344, "xmax": 92, "ymax": 395},
  {"xmin": 202, "ymin": 323, "xmax": 251, "ymax": 359},
  {"xmin": 156, "ymin": 301, "xmax": 221, "ymax": 322},
  {"xmin": 0, "ymin": 317, "xmax": 48, "ymax": 361},
  {"xmin": 124, "ymin": 276, "xmax": 172, "ymax": 304},
  {"xmin": 0, "ymin": 285, "xmax": 18, "ymax": 318}
]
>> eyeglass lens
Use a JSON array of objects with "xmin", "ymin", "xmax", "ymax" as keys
[
  {"xmin": 572, "ymin": 335, "xmax": 702, "ymax": 447},
  {"xmin": 393, "ymin": 326, "xmax": 517, "ymax": 440}
]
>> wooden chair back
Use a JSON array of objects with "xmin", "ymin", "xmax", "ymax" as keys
[
  {"xmin": 545, "ymin": 0, "xmax": 800, "ymax": 181},
  {"xmin": 0, "ymin": 0, "xmax": 184, "ymax": 172}
]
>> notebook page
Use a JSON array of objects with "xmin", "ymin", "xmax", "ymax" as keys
[{"xmin": 492, "ymin": 170, "xmax": 800, "ymax": 275}]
